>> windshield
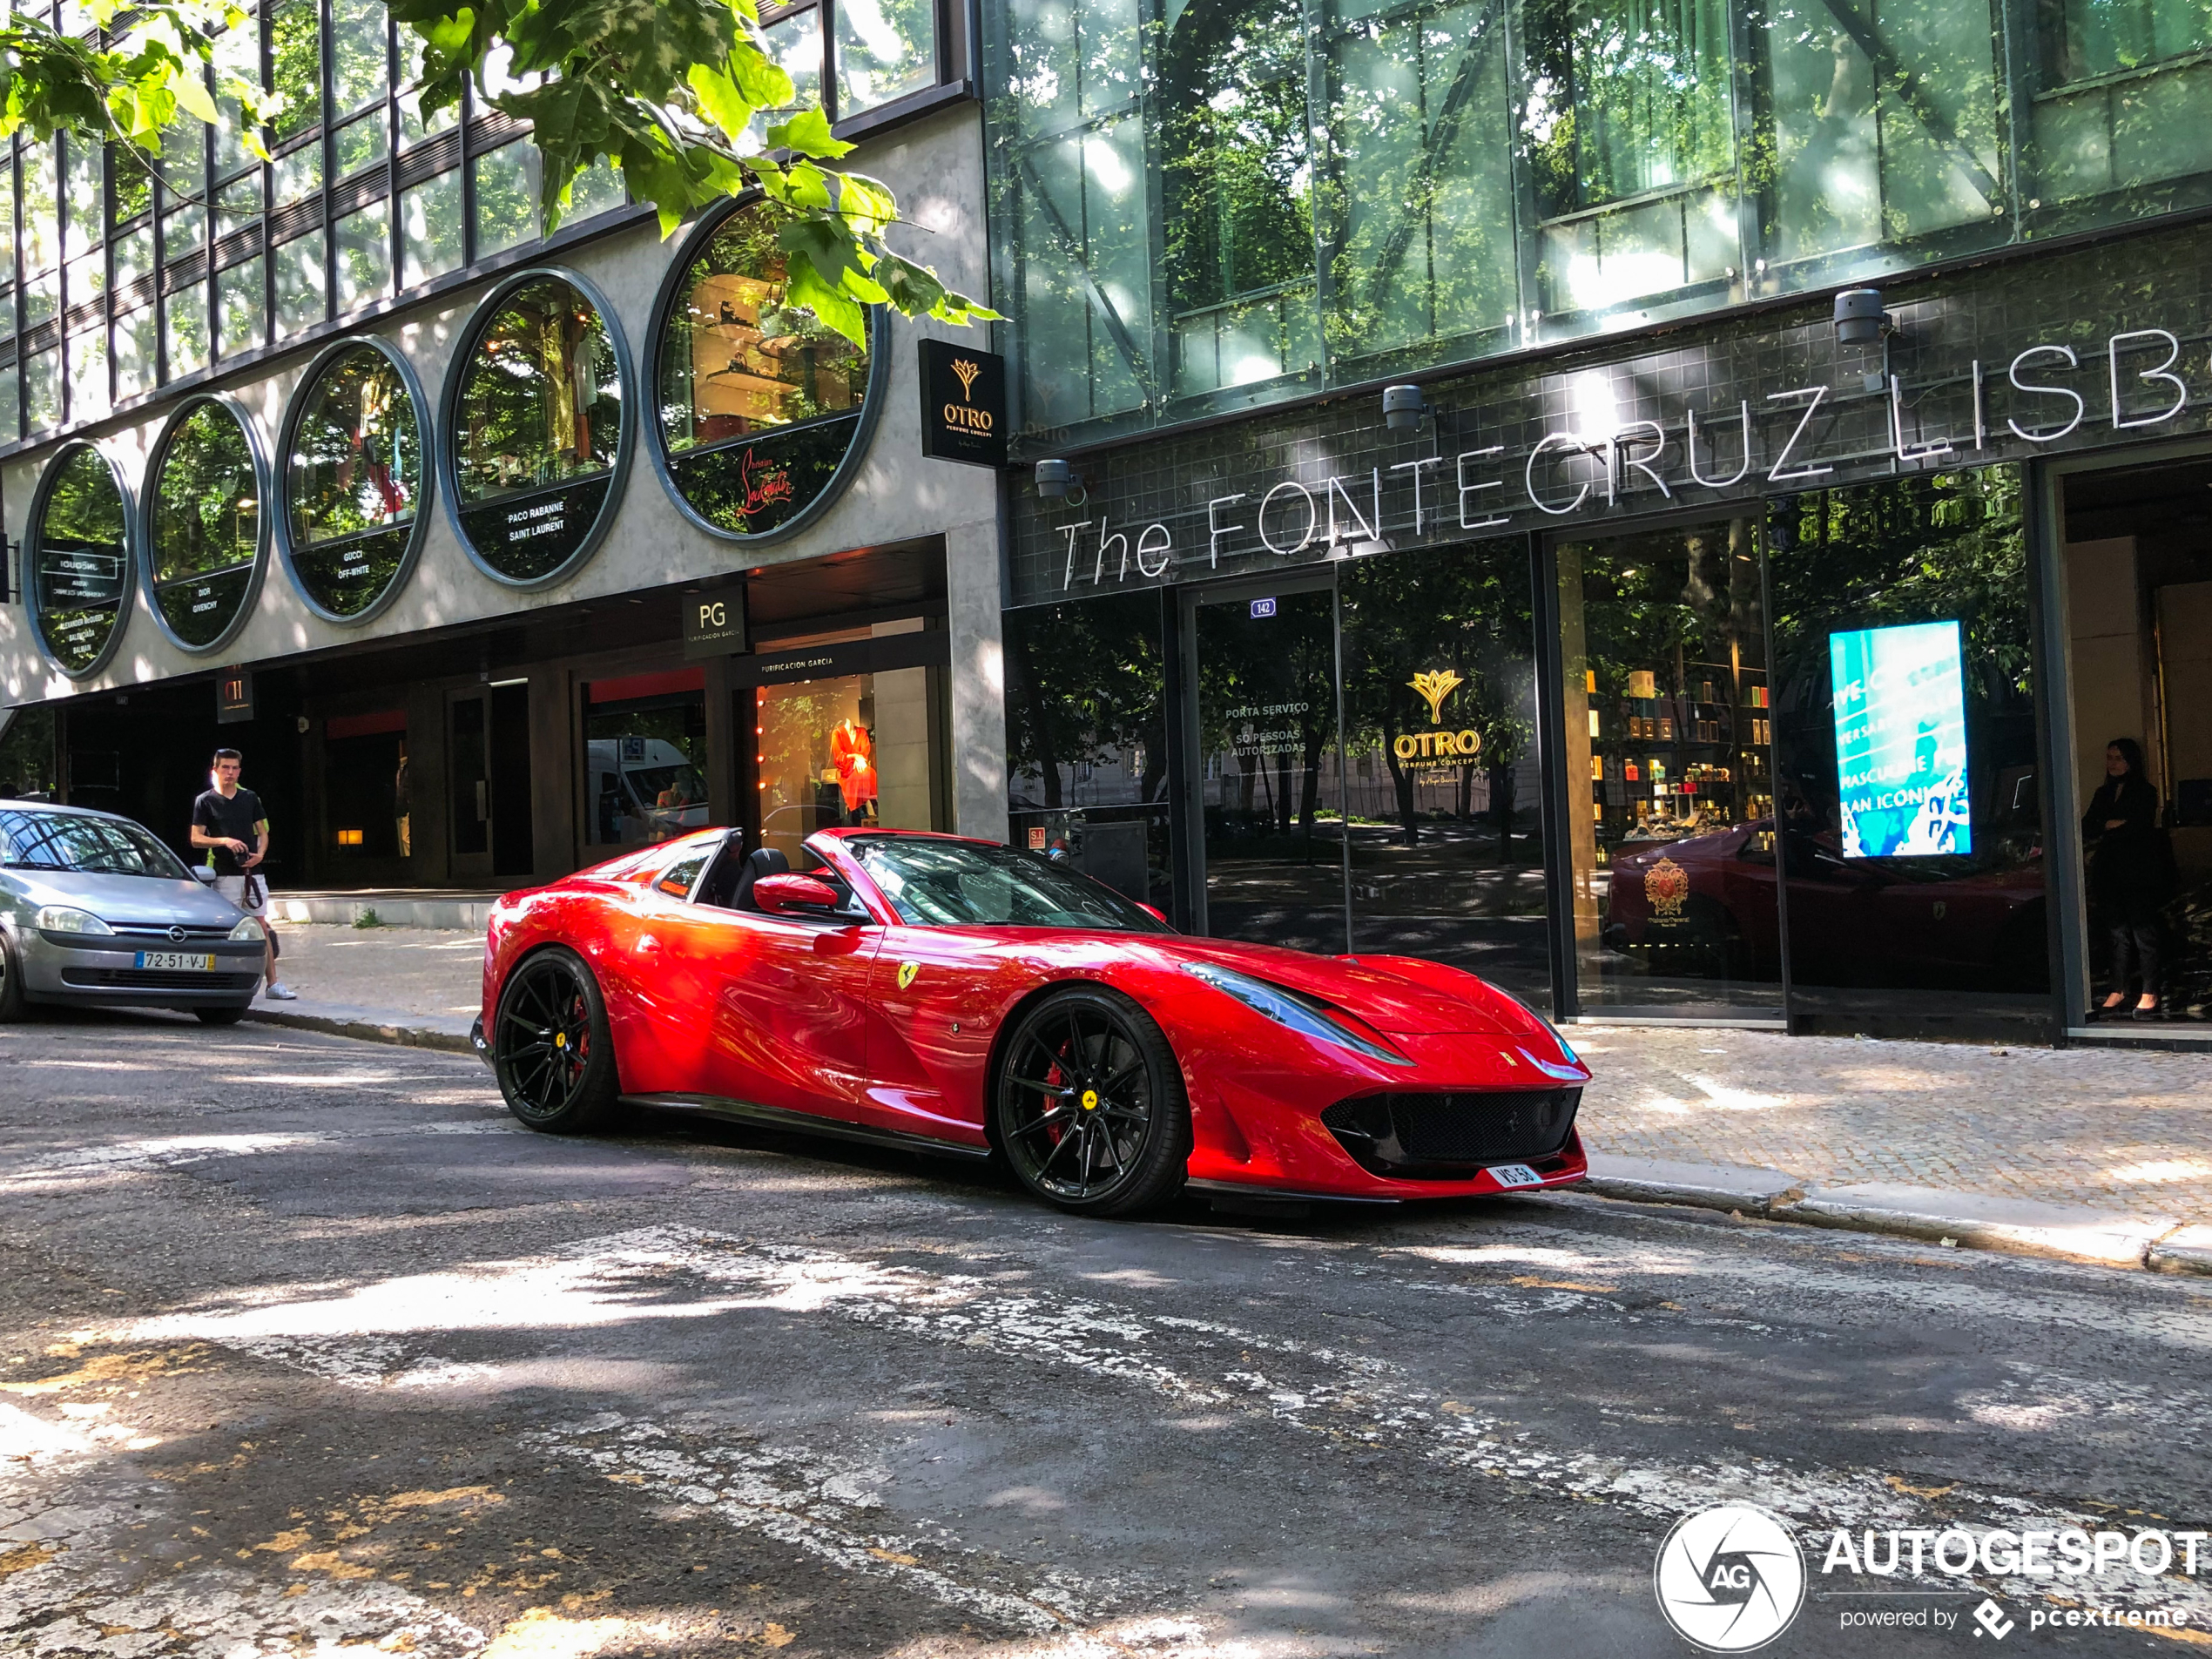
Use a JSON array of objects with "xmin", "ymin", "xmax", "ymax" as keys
[
  {"xmin": 848, "ymin": 837, "xmax": 1170, "ymax": 933},
  {"xmin": 0, "ymin": 810, "xmax": 192, "ymax": 879}
]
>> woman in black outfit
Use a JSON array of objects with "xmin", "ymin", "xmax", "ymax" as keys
[{"xmin": 2083, "ymin": 737, "xmax": 2165, "ymax": 1018}]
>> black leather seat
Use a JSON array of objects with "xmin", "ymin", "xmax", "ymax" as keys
[{"xmin": 732, "ymin": 846, "xmax": 790, "ymax": 912}]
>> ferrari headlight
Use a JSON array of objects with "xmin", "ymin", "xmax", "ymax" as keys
[
  {"xmin": 36, "ymin": 905, "xmax": 114, "ymax": 936},
  {"xmin": 1182, "ymin": 961, "xmax": 1410, "ymax": 1065},
  {"xmin": 227, "ymin": 916, "xmax": 264, "ymax": 941}
]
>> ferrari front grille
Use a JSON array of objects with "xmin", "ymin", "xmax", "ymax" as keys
[{"xmin": 1320, "ymin": 1089, "xmax": 1580, "ymax": 1177}]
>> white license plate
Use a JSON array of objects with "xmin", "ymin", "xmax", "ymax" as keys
[
  {"xmin": 134, "ymin": 951, "xmax": 216, "ymax": 971},
  {"xmin": 1486, "ymin": 1163, "xmax": 1544, "ymax": 1189}
]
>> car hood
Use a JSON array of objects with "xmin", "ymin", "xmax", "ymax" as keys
[
  {"xmin": 1136, "ymin": 934, "xmax": 1528, "ymax": 1036},
  {"xmin": 6, "ymin": 869, "xmax": 246, "ymax": 927}
]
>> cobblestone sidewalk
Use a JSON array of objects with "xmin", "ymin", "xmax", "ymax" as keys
[
  {"xmin": 250, "ymin": 925, "xmax": 2209, "ymax": 1224},
  {"xmin": 1573, "ymin": 1024, "xmax": 2209, "ymax": 1223}
]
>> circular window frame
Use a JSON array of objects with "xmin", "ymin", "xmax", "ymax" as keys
[
  {"xmin": 137, "ymin": 392, "xmax": 273, "ymax": 658},
  {"xmin": 644, "ymin": 192, "xmax": 891, "ymax": 547},
  {"xmin": 273, "ymin": 334, "xmax": 436, "ymax": 628},
  {"xmin": 25, "ymin": 440, "xmax": 138, "ymax": 682},
  {"xmin": 437, "ymin": 264, "xmax": 637, "ymax": 592}
]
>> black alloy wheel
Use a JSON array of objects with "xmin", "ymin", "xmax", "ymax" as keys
[
  {"xmin": 493, "ymin": 947, "xmax": 620, "ymax": 1133},
  {"xmin": 994, "ymin": 986, "xmax": 1190, "ymax": 1216}
]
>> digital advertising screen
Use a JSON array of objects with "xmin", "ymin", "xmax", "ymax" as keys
[{"xmin": 1829, "ymin": 619, "xmax": 1973, "ymax": 858}]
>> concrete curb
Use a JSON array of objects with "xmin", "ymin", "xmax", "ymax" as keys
[
  {"xmin": 1581, "ymin": 1157, "xmax": 2210, "ymax": 1275},
  {"xmin": 2148, "ymin": 1224, "xmax": 2212, "ymax": 1276},
  {"xmin": 1774, "ymin": 1183, "xmax": 2178, "ymax": 1268},
  {"xmin": 242, "ymin": 1005, "xmax": 475, "ymax": 1055},
  {"xmin": 1581, "ymin": 1155, "xmax": 1804, "ymax": 1217}
]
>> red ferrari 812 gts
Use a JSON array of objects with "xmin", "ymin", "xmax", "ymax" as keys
[{"xmin": 473, "ymin": 828, "xmax": 1590, "ymax": 1215}]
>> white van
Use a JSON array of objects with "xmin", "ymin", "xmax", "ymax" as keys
[{"xmin": 587, "ymin": 738, "xmax": 707, "ymax": 844}]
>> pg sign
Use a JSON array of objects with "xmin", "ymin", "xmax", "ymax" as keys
[
  {"xmin": 681, "ymin": 583, "xmax": 748, "ymax": 662},
  {"xmin": 919, "ymin": 339, "xmax": 1007, "ymax": 469}
]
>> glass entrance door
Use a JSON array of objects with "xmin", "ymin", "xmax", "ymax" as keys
[
  {"xmin": 1339, "ymin": 541, "xmax": 1552, "ymax": 1001},
  {"xmin": 1184, "ymin": 581, "xmax": 1346, "ymax": 951},
  {"xmin": 448, "ymin": 691, "xmax": 492, "ymax": 881},
  {"xmin": 1556, "ymin": 519, "xmax": 1786, "ymax": 1018}
]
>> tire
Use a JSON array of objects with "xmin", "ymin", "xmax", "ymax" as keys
[
  {"xmin": 193, "ymin": 1005, "xmax": 247, "ymax": 1026},
  {"xmin": 994, "ymin": 985, "xmax": 1190, "ymax": 1217},
  {"xmin": 491, "ymin": 946, "xmax": 621, "ymax": 1133},
  {"xmin": 0, "ymin": 930, "xmax": 25, "ymax": 1022}
]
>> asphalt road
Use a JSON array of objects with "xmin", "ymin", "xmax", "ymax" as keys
[{"xmin": 3, "ymin": 1014, "xmax": 2209, "ymax": 1658}]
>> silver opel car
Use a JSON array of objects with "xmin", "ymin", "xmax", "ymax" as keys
[{"xmin": 0, "ymin": 802, "xmax": 266, "ymax": 1024}]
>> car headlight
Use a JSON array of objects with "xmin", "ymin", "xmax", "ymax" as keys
[
  {"xmin": 227, "ymin": 916, "xmax": 264, "ymax": 941},
  {"xmin": 1182, "ymin": 961, "xmax": 1410, "ymax": 1065},
  {"xmin": 36, "ymin": 906, "xmax": 115, "ymax": 936}
]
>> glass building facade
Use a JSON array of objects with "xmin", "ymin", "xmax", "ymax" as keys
[
  {"xmin": 0, "ymin": 0, "xmax": 953, "ymax": 456},
  {"xmin": 984, "ymin": 0, "xmax": 2212, "ymax": 448}
]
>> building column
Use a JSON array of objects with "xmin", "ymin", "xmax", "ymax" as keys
[{"xmin": 946, "ymin": 513, "xmax": 1008, "ymax": 844}]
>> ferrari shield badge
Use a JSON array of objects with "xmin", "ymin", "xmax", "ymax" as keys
[{"xmin": 896, "ymin": 961, "xmax": 921, "ymax": 990}]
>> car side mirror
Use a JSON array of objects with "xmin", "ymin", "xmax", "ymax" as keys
[{"xmin": 753, "ymin": 873, "xmax": 843, "ymax": 916}]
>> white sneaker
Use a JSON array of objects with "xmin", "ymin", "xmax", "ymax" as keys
[{"xmin": 265, "ymin": 982, "xmax": 300, "ymax": 1001}]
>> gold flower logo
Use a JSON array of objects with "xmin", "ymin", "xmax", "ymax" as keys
[
  {"xmin": 952, "ymin": 358, "xmax": 981, "ymax": 401},
  {"xmin": 1407, "ymin": 668, "xmax": 1465, "ymax": 726}
]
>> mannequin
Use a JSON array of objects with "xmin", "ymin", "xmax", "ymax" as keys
[{"xmin": 833, "ymin": 705, "xmax": 877, "ymax": 818}]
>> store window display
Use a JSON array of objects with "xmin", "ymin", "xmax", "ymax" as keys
[
  {"xmin": 756, "ymin": 667, "xmax": 935, "ymax": 866},
  {"xmin": 1557, "ymin": 518, "xmax": 1784, "ymax": 1015},
  {"xmin": 655, "ymin": 199, "xmax": 873, "ymax": 538}
]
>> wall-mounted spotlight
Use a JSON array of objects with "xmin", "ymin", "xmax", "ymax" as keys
[
  {"xmin": 1383, "ymin": 384, "xmax": 1426, "ymax": 431},
  {"xmin": 1034, "ymin": 459, "xmax": 1086, "ymax": 505},
  {"xmin": 1832, "ymin": 289, "xmax": 1893, "ymax": 347}
]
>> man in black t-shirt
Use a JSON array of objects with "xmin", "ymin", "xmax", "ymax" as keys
[{"xmin": 191, "ymin": 748, "xmax": 296, "ymax": 1001}]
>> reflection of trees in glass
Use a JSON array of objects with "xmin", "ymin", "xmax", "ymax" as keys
[
  {"xmin": 1765, "ymin": 468, "xmax": 2030, "ymax": 732},
  {"xmin": 32, "ymin": 445, "xmax": 130, "ymax": 674},
  {"xmin": 401, "ymin": 170, "xmax": 463, "ymax": 284},
  {"xmin": 1160, "ymin": 0, "xmax": 1311, "ymax": 375},
  {"xmin": 1522, "ymin": 0, "xmax": 1735, "ymax": 217},
  {"xmin": 293, "ymin": 351, "xmax": 417, "ymax": 536},
  {"xmin": 1344, "ymin": 543, "xmax": 1535, "ymax": 847},
  {"xmin": 1325, "ymin": 1, "xmax": 1520, "ymax": 366},
  {"xmin": 455, "ymin": 278, "xmax": 623, "ymax": 502},
  {"xmin": 835, "ymin": 0, "xmax": 938, "ymax": 112},
  {"xmin": 330, "ymin": 0, "xmax": 390, "ymax": 114},
  {"xmin": 2042, "ymin": 0, "xmax": 2212, "ymax": 80},
  {"xmin": 471, "ymin": 141, "xmax": 537, "ymax": 257},
  {"xmin": 1003, "ymin": 593, "xmax": 1167, "ymax": 809},
  {"xmin": 1202, "ymin": 595, "xmax": 1339, "ymax": 840},
  {"xmin": 271, "ymin": 0, "xmax": 324, "ymax": 142},
  {"xmin": 288, "ymin": 343, "xmax": 419, "ymax": 550},
  {"xmin": 152, "ymin": 403, "xmax": 260, "ymax": 583}
]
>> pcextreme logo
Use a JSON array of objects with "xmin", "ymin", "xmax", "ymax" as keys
[{"xmin": 1654, "ymin": 1505, "xmax": 1807, "ymax": 1652}]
